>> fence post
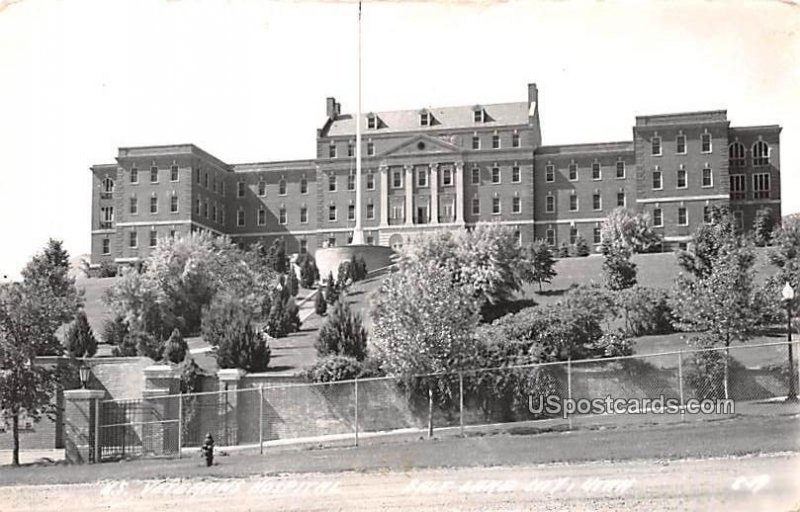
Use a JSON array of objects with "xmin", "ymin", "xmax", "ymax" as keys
[
  {"xmin": 459, "ymin": 371, "xmax": 464, "ymax": 437},
  {"xmin": 259, "ymin": 384, "xmax": 264, "ymax": 455},
  {"xmin": 354, "ymin": 378, "xmax": 359, "ymax": 447},
  {"xmin": 567, "ymin": 359, "xmax": 572, "ymax": 430},
  {"xmin": 677, "ymin": 351, "xmax": 685, "ymax": 420},
  {"xmin": 177, "ymin": 393, "xmax": 183, "ymax": 459},
  {"xmin": 93, "ymin": 398, "xmax": 101, "ymax": 463},
  {"xmin": 427, "ymin": 386, "xmax": 434, "ymax": 439}
]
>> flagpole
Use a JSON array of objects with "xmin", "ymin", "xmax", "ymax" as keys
[{"xmin": 351, "ymin": 0, "xmax": 365, "ymax": 245}]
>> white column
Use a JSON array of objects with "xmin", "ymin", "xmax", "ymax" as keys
[
  {"xmin": 404, "ymin": 164, "xmax": 414, "ymax": 225},
  {"xmin": 379, "ymin": 165, "xmax": 389, "ymax": 227},
  {"xmin": 429, "ymin": 163, "xmax": 439, "ymax": 225},
  {"xmin": 454, "ymin": 162, "xmax": 464, "ymax": 225}
]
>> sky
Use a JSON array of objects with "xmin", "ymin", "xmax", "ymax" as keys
[{"xmin": 0, "ymin": 0, "xmax": 798, "ymax": 280}]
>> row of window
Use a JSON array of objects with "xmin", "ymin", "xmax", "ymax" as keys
[
  {"xmin": 238, "ymin": 177, "xmax": 305, "ymax": 198},
  {"xmin": 544, "ymin": 192, "xmax": 627, "ymax": 214},
  {"xmin": 127, "ymin": 195, "xmax": 181, "ymax": 215},
  {"xmin": 365, "ymin": 108, "xmax": 493, "ymax": 131},
  {"xmin": 729, "ymin": 141, "xmax": 771, "ymax": 168},
  {"xmin": 730, "ymin": 173, "xmax": 771, "ymax": 200},
  {"xmin": 128, "ymin": 164, "xmax": 181, "ymax": 185},
  {"xmin": 651, "ymin": 132, "xmax": 713, "ymax": 156},
  {"xmin": 195, "ymin": 167, "xmax": 226, "ymax": 196},
  {"xmin": 651, "ymin": 167, "xmax": 714, "ymax": 190},
  {"xmin": 544, "ymin": 161, "xmax": 627, "ymax": 183},
  {"xmin": 195, "ymin": 198, "xmax": 226, "ymax": 225},
  {"xmin": 327, "ymin": 132, "xmax": 523, "ymax": 159},
  {"xmin": 105, "ymin": 228, "xmax": 179, "ymax": 253}
]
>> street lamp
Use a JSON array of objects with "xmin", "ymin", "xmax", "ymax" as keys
[
  {"xmin": 781, "ymin": 282, "xmax": 797, "ymax": 401},
  {"xmin": 78, "ymin": 359, "xmax": 91, "ymax": 389}
]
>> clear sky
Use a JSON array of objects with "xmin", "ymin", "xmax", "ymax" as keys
[{"xmin": 0, "ymin": 0, "xmax": 797, "ymax": 279}]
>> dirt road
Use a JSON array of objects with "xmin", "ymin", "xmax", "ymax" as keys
[{"xmin": 3, "ymin": 454, "xmax": 798, "ymax": 512}]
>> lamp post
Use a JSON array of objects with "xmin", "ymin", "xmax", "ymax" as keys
[
  {"xmin": 78, "ymin": 359, "xmax": 91, "ymax": 390},
  {"xmin": 781, "ymin": 282, "xmax": 797, "ymax": 401}
]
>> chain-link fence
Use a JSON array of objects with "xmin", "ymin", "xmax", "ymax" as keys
[{"xmin": 96, "ymin": 340, "xmax": 800, "ymax": 460}]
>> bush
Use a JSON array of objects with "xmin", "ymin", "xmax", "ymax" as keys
[
  {"xmin": 602, "ymin": 246, "xmax": 637, "ymax": 291},
  {"xmin": 266, "ymin": 288, "xmax": 301, "ymax": 338},
  {"xmin": 557, "ymin": 241, "xmax": 570, "ymax": 258},
  {"xmin": 64, "ymin": 310, "xmax": 98, "ymax": 358},
  {"xmin": 325, "ymin": 272, "xmax": 340, "ymax": 305},
  {"xmin": 315, "ymin": 300, "xmax": 367, "ymax": 360},
  {"xmin": 97, "ymin": 261, "xmax": 118, "ymax": 278},
  {"xmin": 215, "ymin": 321, "xmax": 271, "ymax": 372},
  {"xmin": 163, "ymin": 328, "xmax": 187, "ymax": 364},
  {"xmin": 306, "ymin": 355, "xmax": 365, "ymax": 383},
  {"xmin": 102, "ymin": 316, "xmax": 129, "ymax": 346},
  {"xmin": 614, "ymin": 286, "xmax": 675, "ymax": 336},
  {"xmin": 592, "ymin": 331, "xmax": 635, "ymax": 357},
  {"xmin": 201, "ymin": 291, "xmax": 250, "ymax": 347},
  {"xmin": 573, "ymin": 236, "xmax": 591, "ymax": 257},
  {"xmin": 286, "ymin": 270, "xmax": 299, "ymax": 297},
  {"xmin": 298, "ymin": 255, "xmax": 319, "ymax": 288},
  {"xmin": 111, "ymin": 331, "xmax": 138, "ymax": 357},
  {"xmin": 131, "ymin": 331, "xmax": 162, "ymax": 361},
  {"xmin": 314, "ymin": 290, "xmax": 327, "ymax": 316}
]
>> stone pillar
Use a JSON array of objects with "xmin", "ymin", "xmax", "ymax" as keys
[
  {"xmin": 404, "ymin": 164, "xmax": 414, "ymax": 225},
  {"xmin": 429, "ymin": 163, "xmax": 439, "ymax": 224},
  {"xmin": 143, "ymin": 365, "xmax": 181, "ymax": 456},
  {"xmin": 455, "ymin": 162, "xmax": 465, "ymax": 225},
  {"xmin": 64, "ymin": 389, "xmax": 105, "ymax": 464},
  {"xmin": 379, "ymin": 164, "xmax": 389, "ymax": 227},
  {"xmin": 218, "ymin": 368, "xmax": 246, "ymax": 446}
]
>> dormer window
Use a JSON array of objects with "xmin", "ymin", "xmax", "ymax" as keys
[
  {"xmin": 367, "ymin": 114, "xmax": 377, "ymax": 129},
  {"xmin": 420, "ymin": 111, "xmax": 430, "ymax": 126},
  {"xmin": 473, "ymin": 108, "xmax": 485, "ymax": 123}
]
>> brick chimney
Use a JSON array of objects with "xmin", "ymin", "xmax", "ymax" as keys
[{"xmin": 326, "ymin": 97, "xmax": 340, "ymax": 120}]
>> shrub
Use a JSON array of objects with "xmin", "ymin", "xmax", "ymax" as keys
[
  {"xmin": 111, "ymin": 331, "xmax": 138, "ymax": 357},
  {"xmin": 129, "ymin": 331, "xmax": 162, "ymax": 360},
  {"xmin": 557, "ymin": 241, "xmax": 570, "ymax": 258},
  {"xmin": 163, "ymin": 328, "xmax": 187, "ymax": 364},
  {"xmin": 314, "ymin": 290, "xmax": 327, "ymax": 316},
  {"xmin": 529, "ymin": 241, "xmax": 557, "ymax": 292},
  {"xmin": 64, "ymin": 310, "xmax": 98, "ymax": 358},
  {"xmin": 215, "ymin": 321, "xmax": 271, "ymax": 372},
  {"xmin": 286, "ymin": 270, "xmax": 299, "ymax": 297},
  {"xmin": 102, "ymin": 316, "xmax": 129, "ymax": 346},
  {"xmin": 316, "ymin": 300, "xmax": 367, "ymax": 360},
  {"xmin": 573, "ymin": 236, "xmax": 591, "ymax": 257},
  {"xmin": 601, "ymin": 246, "xmax": 637, "ymax": 291},
  {"xmin": 201, "ymin": 291, "xmax": 250, "ymax": 347},
  {"xmin": 266, "ymin": 289, "xmax": 301, "ymax": 338},
  {"xmin": 298, "ymin": 255, "xmax": 319, "ymax": 288},
  {"xmin": 97, "ymin": 261, "xmax": 118, "ymax": 278},
  {"xmin": 325, "ymin": 272, "xmax": 340, "ymax": 305},
  {"xmin": 306, "ymin": 355, "xmax": 365, "ymax": 383},
  {"xmin": 592, "ymin": 331, "xmax": 635, "ymax": 357},
  {"xmin": 614, "ymin": 286, "xmax": 675, "ymax": 336}
]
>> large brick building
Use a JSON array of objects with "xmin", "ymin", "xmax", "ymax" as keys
[{"xmin": 89, "ymin": 83, "xmax": 782, "ymax": 265}]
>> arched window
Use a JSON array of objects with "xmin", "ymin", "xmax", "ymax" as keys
[
  {"xmin": 102, "ymin": 177, "xmax": 114, "ymax": 194},
  {"xmin": 752, "ymin": 140, "xmax": 770, "ymax": 166},
  {"xmin": 728, "ymin": 142, "xmax": 745, "ymax": 168}
]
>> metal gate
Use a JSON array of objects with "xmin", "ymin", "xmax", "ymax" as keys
[{"xmin": 98, "ymin": 396, "xmax": 181, "ymax": 461}]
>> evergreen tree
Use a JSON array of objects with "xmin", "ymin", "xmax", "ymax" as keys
[
  {"xmin": 111, "ymin": 332, "xmax": 139, "ymax": 357},
  {"xmin": 299, "ymin": 256, "xmax": 319, "ymax": 288},
  {"xmin": 216, "ymin": 320, "xmax": 271, "ymax": 372},
  {"xmin": 574, "ymin": 236, "xmax": 591, "ymax": 257},
  {"xmin": 163, "ymin": 328, "xmax": 188, "ymax": 364},
  {"xmin": 314, "ymin": 289, "xmax": 328, "ymax": 316},
  {"xmin": 267, "ymin": 238, "xmax": 287, "ymax": 273},
  {"xmin": 102, "ymin": 315, "xmax": 129, "ymax": 346},
  {"xmin": 530, "ymin": 241, "xmax": 557, "ymax": 292},
  {"xmin": 286, "ymin": 270, "xmax": 299, "ymax": 297},
  {"xmin": 752, "ymin": 207, "xmax": 776, "ymax": 247},
  {"xmin": 315, "ymin": 299, "xmax": 368, "ymax": 361},
  {"xmin": 325, "ymin": 272, "xmax": 340, "ymax": 305},
  {"xmin": 64, "ymin": 310, "xmax": 97, "ymax": 358},
  {"xmin": 557, "ymin": 241, "xmax": 570, "ymax": 258},
  {"xmin": 602, "ymin": 245, "xmax": 637, "ymax": 291},
  {"xmin": 337, "ymin": 261, "xmax": 353, "ymax": 289}
]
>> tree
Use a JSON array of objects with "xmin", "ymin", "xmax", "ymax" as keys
[
  {"xmin": 266, "ymin": 238, "xmax": 287, "ymax": 274},
  {"xmin": 131, "ymin": 331, "xmax": 163, "ymax": 361},
  {"xmin": 325, "ymin": 272, "xmax": 340, "ymax": 305},
  {"xmin": 266, "ymin": 288, "xmax": 301, "ymax": 338},
  {"xmin": 64, "ymin": 310, "xmax": 97, "ymax": 358},
  {"xmin": 677, "ymin": 205, "xmax": 738, "ymax": 279},
  {"xmin": 752, "ymin": 207, "xmax": 776, "ymax": 247},
  {"xmin": 315, "ymin": 299, "xmax": 368, "ymax": 361},
  {"xmin": 600, "ymin": 207, "xmax": 660, "ymax": 254},
  {"xmin": 314, "ymin": 290, "xmax": 327, "ymax": 316},
  {"xmin": 572, "ymin": 236, "xmax": 591, "ymax": 257},
  {"xmin": 163, "ymin": 328, "xmax": 188, "ymax": 364},
  {"xmin": 0, "ymin": 240, "xmax": 81, "ymax": 466},
  {"xmin": 215, "ymin": 319, "xmax": 271, "ymax": 372},
  {"xmin": 286, "ymin": 270, "xmax": 299, "ymax": 297},
  {"xmin": 557, "ymin": 241, "xmax": 570, "ymax": 258},
  {"xmin": 102, "ymin": 315, "xmax": 129, "ymax": 347},
  {"xmin": 298, "ymin": 255, "xmax": 319, "ymax": 289},
  {"xmin": 602, "ymin": 246, "xmax": 637, "ymax": 291},
  {"xmin": 529, "ymin": 241, "xmax": 557, "ymax": 292}
]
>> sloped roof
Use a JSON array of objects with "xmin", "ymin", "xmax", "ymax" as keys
[{"xmin": 324, "ymin": 101, "xmax": 530, "ymax": 136}]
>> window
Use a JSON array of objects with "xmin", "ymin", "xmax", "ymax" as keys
[
  {"xmin": 169, "ymin": 229, "xmax": 176, "ymax": 239},
  {"xmin": 129, "ymin": 231, "xmax": 137, "ymax": 248},
  {"xmin": 677, "ymin": 168, "xmax": 687, "ymax": 189},
  {"xmin": 195, "ymin": 198, "xmax": 201, "ymax": 215},
  {"xmin": 678, "ymin": 207, "xmax": 688, "ymax": 226},
  {"xmin": 569, "ymin": 194, "xmax": 578, "ymax": 212},
  {"xmin": 328, "ymin": 174, "xmax": 337, "ymax": 192},
  {"xmin": 492, "ymin": 134, "xmax": 500, "ymax": 149},
  {"xmin": 129, "ymin": 197, "xmax": 138, "ymax": 215},
  {"xmin": 220, "ymin": 209, "xmax": 225, "ymax": 225},
  {"xmin": 149, "ymin": 230, "xmax": 157, "ymax": 248},
  {"xmin": 392, "ymin": 170, "xmax": 402, "ymax": 188},
  {"xmin": 213, "ymin": 178, "xmax": 217, "ymax": 193},
  {"xmin": 616, "ymin": 161, "xmax": 625, "ymax": 179},
  {"xmin": 593, "ymin": 227, "xmax": 601, "ymax": 245},
  {"xmin": 676, "ymin": 134, "xmax": 686, "ymax": 154},
  {"xmin": 348, "ymin": 174, "xmax": 356, "ymax": 191},
  {"xmin": 391, "ymin": 204, "xmax": 403, "ymax": 220},
  {"xmin": 471, "ymin": 167, "xmax": 480, "ymax": 185},
  {"xmin": 512, "ymin": 132, "xmax": 520, "ymax": 148},
  {"xmin": 366, "ymin": 203, "xmax": 374, "ymax": 219},
  {"xmin": 102, "ymin": 177, "xmax": 115, "ymax": 195},
  {"xmin": 278, "ymin": 178, "xmax": 287, "ymax": 195},
  {"xmin": 366, "ymin": 172, "xmax": 375, "ymax": 190},
  {"xmin": 203, "ymin": 173, "xmax": 208, "ymax": 188},
  {"xmin": 753, "ymin": 173, "xmax": 771, "ymax": 199},
  {"xmin": 492, "ymin": 197, "xmax": 501, "ymax": 214},
  {"xmin": 329, "ymin": 143, "xmax": 337, "ymax": 158},
  {"xmin": 512, "ymin": 196, "xmax": 521, "ymax": 214},
  {"xmin": 196, "ymin": 168, "xmax": 201, "ymax": 184},
  {"xmin": 130, "ymin": 167, "xmax": 138, "ymax": 184},
  {"xmin": 703, "ymin": 206, "xmax": 711, "ymax": 223},
  {"xmin": 568, "ymin": 163, "xmax": 578, "ymax": 181},
  {"xmin": 512, "ymin": 166, "xmax": 520, "ymax": 183},
  {"xmin": 301, "ymin": 177, "xmax": 308, "ymax": 194},
  {"xmin": 420, "ymin": 112, "xmax": 429, "ymax": 126},
  {"xmin": 101, "ymin": 238, "xmax": 110, "ymax": 254},
  {"xmin": 753, "ymin": 141, "xmax": 770, "ymax": 166},
  {"xmin": 258, "ymin": 181, "xmax": 267, "ymax": 197},
  {"xmin": 417, "ymin": 168, "xmax": 427, "ymax": 188},
  {"xmin": 592, "ymin": 163, "xmax": 601, "ymax": 180},
  {"xmin": 653, "ymin": 208, "xmax": 663, "ymax": 227},
  {"xmin": 203, "ymin": 201, "xmax": 209, "ymax": 219},
  {"xmin": 729, "ymin": 142, "xmax": 746, "ymax": 168},
  {"xmin": 221, "ymin": 182, "xmax": 225, "ymax": 197},
  {"xmin": 150, "ymin": 166, "xmax": 158, "ymax": 183},
  {"xmin": 212, "ymin": 204, "xmax": 217, "ymax": 222},
  {"xmin": 472, "ymin": 136, "xmax": 480, "ymax": 150},
  {"xmin": 546, "ymin": 228, "xmax": 555, "ymax": 246},
  {"xmin": 237, "ymin": 209, "xmax": 245, "ymax": 227},
  {"xmin": 474, "ymin": 109, "xmax": 485, "ymax": 123},
  {"xmin": 367, "ymin": 115, "xmax": 376, "ymax": 129},
  {"xmin": 472, "ymin": 197, "xmax": 480, "ymax": 215},
  {"xmin": 545, "ymin": 195, "xmax": 555, "ymax": 213},
  {"xmin": 329, "ymin": 205, "xmax": 337, "ymax": 221},
  {"xmin": 348, "ymin": 204, "xmax": 355, "ymax": 221},
  {"xmin": 730, "ymin": 174, "xmax": 746, "ymax": 200},
  {"xmin": 701, "ymin": 133, "xmax": 712, "ymax": 153},
  {"xmin": 442, "ymin": 168, "xmax": 453, "ymax": 186},
  {"xmin": 257, "ymin": 208, "xmax": 266, "ymax": 226},
  {"xmin": 347, "ymin": 142, "xmax": 354, "ymax": 157},
  {"xmin": 237, "ymin": 181, "xmax": 245, "ymax": 198},
  {"xmin": 150, "ymin": 196, "xmax": 158, "ymax": 214},
  {"xmin": 733, "ymin": 211, "xmax": 744, "ymax": 230},
  {"xmin": 328, "ymin": 234, "xmax": 337, "ymax": 247},
  {"xmin": 279, "ymin": 207, "xmax": 287, "ymax": 225},
  {"xmin": 652, "ymin": 169, "xmax": 663, "ymax": 190},
  {"xmin": 545, "ymin": 164, "xmax": 555, "ymax": 183},
  {"xmin": 171, "ymin": 165, "xmax": 179, "ymax": 182},
  {"xmin": 491, "ymin": 166, "xmax": 501, "ymax": 184},
  {"xmin": 702, "ymin": 167, "xmax": 713, "ymax": 188},
  {"xmin": 300, "ymin": 239, "xmax": 308, "ymax": 254},
  {"xmin": 652, "ymin": 136, "xmax": 662, "ymax": 156},
  {"xmin": 100, "ymin": 206, "xmax": 114, "ymax": 224},
  {"xmin": 300, "ymin": 206, "xmax": 308, "ymax": 223},
  {"xmin": 367, "ymin": 141, "xmax": 375, "ymax": 156},
  {"xmin": 570, "ymin": 226, "xmax": 578, "ymax": 245},
  {"xmin": 592, "ymin": 193, "xmax": 601, "ymax": 211},
  {"xmin": 617, "ymin": 192, "xmax": 626, "ymax": 208}
]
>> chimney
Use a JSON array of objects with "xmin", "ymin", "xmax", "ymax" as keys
[
  {"xmin": 326, "ymin": 97, "xmax": 338, "ymax": 120},
  {"xmin": 527, "ymin": 83, "xmax": 538, "ymax": 106}
]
